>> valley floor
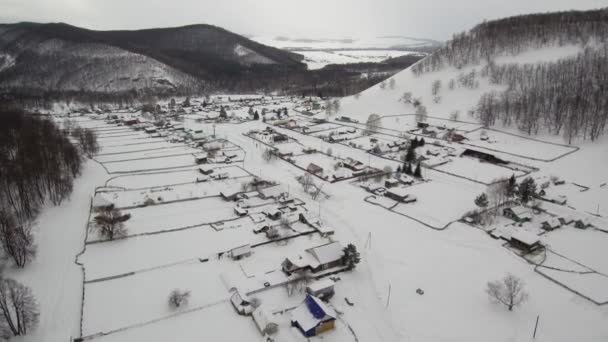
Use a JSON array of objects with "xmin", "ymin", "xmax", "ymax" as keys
[{"xmin": 16, "ymin": 99, "xmax": 608, "ymax": 342}]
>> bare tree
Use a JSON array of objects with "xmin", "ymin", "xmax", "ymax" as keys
[
  {"xmin": 300, "ymin": 173, "xmax": 315, "ymax": 193},
  {"xmin": 486, "ymin": 273, "xmax": 528, "ymax": 311},
  {"xmin": 0, "ymin": 210, "xmax": 36, "ymax": 268},
  {"xmin": 279, "ymin": 216, "xmax": 291, "ymax": 230},
  {"xmin": 0, "ymin": 278, "xmax": 39, "ymax": 337},
  {"xmin": 168, "ymin": 289, "xmax": 191, "ymax": 309},
  {"xmin": 93, "ymin": 207, "xmax": 130, "ymax": 240},
  {"xmin": 365, "ymin": 113, "xmax": 382, "ymax": 135},
  {"xmin": 262, "ymin": 149, "xmax": 276, "ymax": 163},
  {"xmin": 415, "ymin": 105, "xmax": 428, "ymax": 123}
]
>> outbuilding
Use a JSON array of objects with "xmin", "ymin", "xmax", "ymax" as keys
[
  {"xmin": 541, "ymin": 218, "xmax": 561, "ymax": 231},
  {"xmin": 307, "ymin": 163, "xmax": 324, "ymax": 175},
  {"xmin": 229, "ymin": 244, "xmax": 252, "ymax": 260},
  {"xmin": 306, "ymin": 279, "xmax": 336, "ymax": 300}
]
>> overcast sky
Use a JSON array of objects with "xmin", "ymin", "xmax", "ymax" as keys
[{"xmin": 1, "ymin": 0, "xmax": 606, "ymax": 40}]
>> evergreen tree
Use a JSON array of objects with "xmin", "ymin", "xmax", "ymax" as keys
[
  {"xmin": 405, "ymin": 163, "xmax": 413, "ymax": 175},
  {"xmin": 517, "ymin": 177, "xmax": 537, "ymax": 203},
  {"xmin": 219, "ymin": 106, "xmax": 227, "ymax": 119},
  {"xmin": 342, "ymin": 243, "xmax": 361, "ymax": 270},
  {"xmin": 420, "ymin": 138, "xmax": 426, "ymax": 146},
  {"xmin": 475, "ymin": 193, "xmax": 489, "ymax": 208},
  {"xmin": 405, "ymin": 145, "xmax": 416, "ymax": 162},
  {"xmin": 506, "ymin": 174, "xmax": 517, "ymax": 198},
  {"xmin": 396, "ymin": 165, "xmax": 402, "ymax": 174},
  {"xmin": 253, "ymin": 110, "xmax": 260, "ymax": 120},
  {"xmin": 414, "ymin": 162, "xmax": 422, "ymax": 178}
]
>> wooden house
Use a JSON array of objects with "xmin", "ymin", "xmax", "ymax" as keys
[
  {"xmin": 282, "ymin": 242, "xmax": 344, "ymax": 275},
  {"xmin": 503, "ymin": 206, "xmax": 532, "ymax": 222},
  {"xmin": 510, "ymin": 230, "xmax": 542, "ymax": 253},
  {"xmin": 291, "ymin": 295, "xmax": 336, "ymax": 337}
]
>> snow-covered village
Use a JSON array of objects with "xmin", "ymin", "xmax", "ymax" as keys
[{"xmin": 1, "ymin": 2, "xmax": 608, "ymax": 342}]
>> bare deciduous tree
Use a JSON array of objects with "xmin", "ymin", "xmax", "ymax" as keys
[
  {"xmin": 0, "ymin": 210, "xmax": 36, "ymax": 268},
  {"xmin": 0, "ymin": 278, "xmax": 39, "ymax": 337},
  {"xmin": 365, "ymin": 113, "xmax": 382, "ymax": 135},
  {"xmin": 168, "ymin": 289, "xmax": 191, "ymax": 309},
  {"xmin": 486, "ymin": 273, "xmax": 528, "ymax": 311},
  {"xmin": 93, "ymin": 207, "xmax": 130, "ymax": 240}
]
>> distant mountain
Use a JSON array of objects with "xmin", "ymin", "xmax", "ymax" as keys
[
  {"xmin": 0, "ymin": 22, "xmax": 306, "ymax": 98},
  {"xmin": 250, "ymin": 35, "xmax": 442, "ymax": 52}
]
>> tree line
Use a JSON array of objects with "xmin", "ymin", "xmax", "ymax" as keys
[{"xmin": 0, "ymin": 106, "xmax": 98, "ymax": 337}]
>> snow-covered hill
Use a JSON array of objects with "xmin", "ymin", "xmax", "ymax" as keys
[
  {"xmin": 338, "ymin": 9, "xmax": 608, "ymax": 144},
  {"xmin": 338, "ymin": 44, "xmax": 585, "ymax": 122}
]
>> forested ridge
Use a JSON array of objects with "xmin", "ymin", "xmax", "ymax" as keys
[{"xmin": 412, "ymin": 8, "xmax": 608, "ymax": 142}]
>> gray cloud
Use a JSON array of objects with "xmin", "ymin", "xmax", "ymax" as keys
[{"xmin": 1, "ymin": 0, "xmax": 606, "ymax": 40}]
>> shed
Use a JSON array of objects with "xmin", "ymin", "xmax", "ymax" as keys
[
  {"xmin": 198, "ymin": 166, "xmax": 214, "ymax": 175},
  {"xmin": 230, "ymin": 290, "xmax": 254, "ymax": 315},
  {"xmin": 252, "ymin": 306, "xmax": 278, "ymax": 335},
  {"xmin": 193, "ymin": 152, "xmax": 208, "ymax": 164},
  {"xmin": 541, "ymin": 218, "xmax": 561, "ymax": 231},
  {"xmin": 306, "ymin": 279, "xmax": 336, "ymax": 299},
  {"xmin": 307, "ymin": 163, "xmax": 324, "ymax": 175},
  {"xmin": 264, "ymin": 207, "xmax": 282, "ymax": 220},
  {"xmin": 291, "ymin": 295, "xmax": 336, "ymax": 337},
  {"xmin": 234, "ymin": 206, "xmax": 248, "ymax": 216},
  {"xmin": 574, "ymin": 217, "xmax": 592, "ymax": 229},
  {"xmin": 220, "ymin": 186, "xmax": 243, "ymax": 201},
  {"xmin": 229, "ymin": 244, "xmax": 252, "ymax": 260},
  {"xmin": 385, "ymin": 178, "xmax": 400, "ymax": 188},
  {"xmin": 258, "ymin": 185, "xmax": 287, "ymax": 199}
]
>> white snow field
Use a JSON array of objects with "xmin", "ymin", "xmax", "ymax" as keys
[{"xmin": 22, "ymin": 78, "xmax": 608, "ymax": 342}]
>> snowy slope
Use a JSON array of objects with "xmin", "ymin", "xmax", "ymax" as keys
[{"xmin": 337, "ymin": 44, "xmax": 586, "ymax": 122}]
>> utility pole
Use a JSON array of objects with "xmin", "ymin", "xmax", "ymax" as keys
[
  {"xmin": 533, "ymin": 315, "xmax": 540, "ymax": 338},
  {"xmin": 385, "ymin": 283, "xmax": 391, "ymax": 308}
]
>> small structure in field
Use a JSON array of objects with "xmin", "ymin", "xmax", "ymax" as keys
[
  {"xmin": 398, "ymin": 174, "xmax": 415, "ymax": 185},
  {"xmin": 264, "ymin": 207, "xmax": 282, "ymax": 220},
  {"xmin": 541, "ymin": 218, "xmax": 561, "ymax": 231},
  {"xmin": 509, "ymin": 230, "xmax": 542, "ymax": 253},
  {"xmin": 574, "ymin": 217, "xmax": 592, "ymax": 229},
  {"xmin": 234, "ymin": 206, "xmax": 248, "ymax": 216},
  {"xmin": 198, "ymin": 166, "xmax": 214, "ymax": 175},
  {"xmin": 385, "ymin": 178, "xmax": 400, "ymax": 188},
  {"xmin": 503, "ymin": 206, "xmax": 532, "ymax": 222},
  {"xmin": 306, "ymin": 279, "xmax": 336, "ymax": 300},
  {"xmin": 229, "ymin": 244, "xmax": 252, "ymax": 260},
  {"xmin": 220, "ymin": 186, "xmax": 243, "ymax": 201},
  {"xmin": 385, "ymin": 187, "xmax": 417, "ymax": 203},
  {"xmin": 252, "ymin": 306, "xmax": 278, "ymax": 336},
  {"xmin": 230, "ymin": 290, "xmax": 255, "ymax": 315},
  {"xmin": 258, "ymin": 185, "xmax": 287, "ymax": 200},
  {"xmin": 193, "ymin": 152, "xmax": 208, "ymax": 164},
  {"xmin": 291, "ymin": 295, "xmax": 336, "ymax": 337},
  {"xmin": 307, "ymin": 163, "xmax": 324, "ymax": 176}
]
